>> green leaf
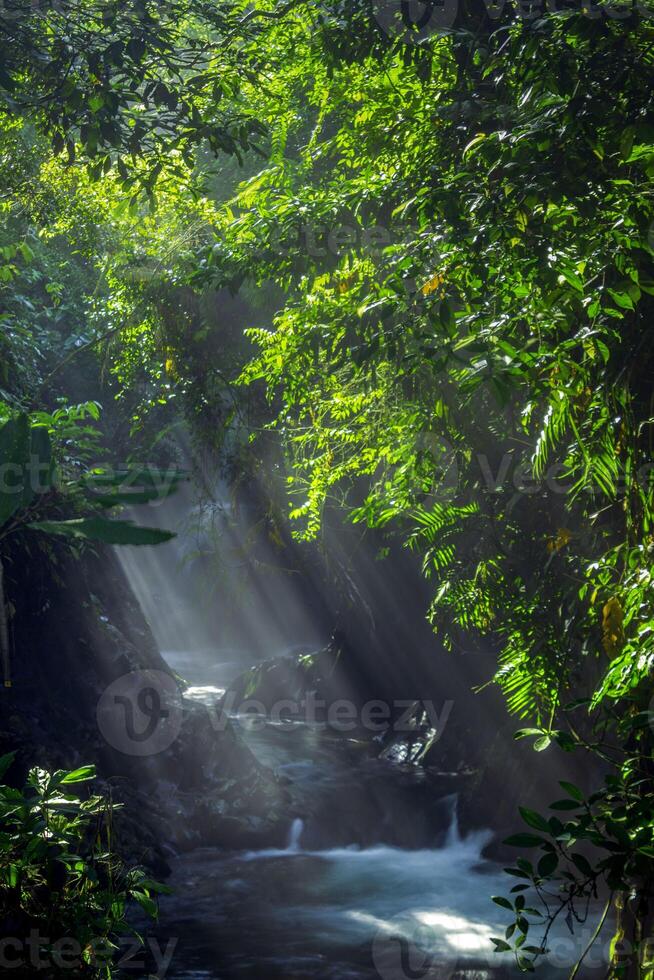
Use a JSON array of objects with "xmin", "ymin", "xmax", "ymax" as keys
[
  {"xmin": 490, "ymin": 938, "xmax": 512, "ymax": 952},
  {"xmin": 562, "ymin": 699, "xmax": 591, "ymax": 711},
  {"xmin": 607, "ymin": 288, "xmax": 634, "ymax": 311},
  {"xmin": 519, "ymin": 807, "xmax": 550, "ymax": 833},
  {"xmin": 83, "ymin": 467, "xmax": 187, "ymax": 507},
  {"xmin": 3, "ymin": 864, "xmax": 19, "ymax": 887},
  {"xmin": 439, "ymin": 299, "xmax": 455, "ymax": 332},
  {"xmin": 137, "ymin": 878, "xmax": 173, "ymax": 895},
  {"xmin": 514, "ymin": 728, "xmax": 543, "ymax": 740},
  {"xmin": 537, "ymin": 852, "xmax": 558, "ymax": 877},
  {"xmin": 60, "ymin": 766, "xmax": 96, "ymax": 784},
  {"xmin": 92, "ymin": 488, "xmax": 174, "ymax": 507},
  {"xmin": 492, "ymin": 895, "xmax": 514, "ymax": 910},
  {"xmin": 551, "ymin": 731, "xmax": 575, "ymax": 752},
  {"xmin": 570, "ymin": 852, "xmax": 594, "ymax": 877},
  {"xmin": 557, "ymin": 266, "xmax": 584, "ymax": 292},
  {"xmin": 504, "ymin": 866, "xmax": 530, "ymax": 879},
  {"xmin": 133, "ymin": 891, "xmax": 158, "ymax": 918},
  {"xmin": 559, "ymin": 781, "xmax": 584, "ymax": 802},
  {"xmin": 28, "ymin": 517, "xmax": 176, "ymax": 546},
  {"xmin": 549, "ymin": 799, "xmax": 581, "ymax": 810},
  {"xmin": 463, "ymin": 133, "xmax": 486, "ymax": 157},
  {"xmin": 83, "ymin": 466, "xmax": 187, "ymax": 491}
]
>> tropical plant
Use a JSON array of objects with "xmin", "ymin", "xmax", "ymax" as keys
[
  {"xmin": 0, "ymin": 752, "xmax": 168, "ymax": 977},
  {"xmin": 491, "ymin": 696, "xmax": 654, "ymax": 975}
]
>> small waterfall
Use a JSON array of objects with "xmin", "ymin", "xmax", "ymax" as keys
[
  {"xmin": 286, "ymin": 818, "xmax": 304, "ymax": 852},
  {"xmin": 443, "ymin": 794, "xmax": 461, "ymax": 847}
]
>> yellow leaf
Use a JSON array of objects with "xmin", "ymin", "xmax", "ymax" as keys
[
  {"xmin": 547, "ymin": 527, "xmax": 572, "ymax": 553},
  {"xmin": 602, "ymin": 596, "xmax": 625, "ymax": 658},
  {"xmin": 421, "ymin": 272, "xmax": 445, "ymax": 296}
]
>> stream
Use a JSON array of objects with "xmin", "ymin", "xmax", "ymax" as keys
[{"xmin": 127, "ymin": 650, "xmax": 609, "ymax": 980}]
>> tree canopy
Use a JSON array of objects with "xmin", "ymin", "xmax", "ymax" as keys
[{"xmin": 2, "ymin": 0, "xmax": 654, "ymax": 973}]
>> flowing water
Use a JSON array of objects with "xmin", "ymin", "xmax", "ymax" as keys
[
  {"xmin": 116, "ymin": 495, "xmax": 609, "ymax": 980},
  {"xmin": 129, "ymin": 652, "xmax": 609, "ymax": 980}
]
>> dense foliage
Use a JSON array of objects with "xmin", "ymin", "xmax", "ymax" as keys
[
  {"xmin": 171, "ymin": 4, "xmax": 654, "ymax": 973},
  {"xmin": 1, "ymin": 0, "xmax": 654, "ymax": 974},
  {"xmin": 0, "ymin": 753, "xmax": 166, "ymax": 977},
  {"xmin": 0, "ymin": 0, "xmax": 266, "ymax": 188}
]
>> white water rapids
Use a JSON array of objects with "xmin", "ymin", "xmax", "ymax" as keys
[{"xmin": 129, "ymin": 653, "xmax": 610, "ymax": 980}]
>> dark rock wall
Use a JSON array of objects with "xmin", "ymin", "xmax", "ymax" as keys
[{"xmin": 0, "ymin": 541, "xmax": 286, "ymax": 867}]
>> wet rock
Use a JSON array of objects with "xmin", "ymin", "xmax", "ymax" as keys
[{"xmin": 225, "ymin": 631, "xmax": 349, "ymax": 721}]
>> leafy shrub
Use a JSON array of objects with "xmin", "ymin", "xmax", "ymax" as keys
[
  {"xmin": 492, "ymin": 702, "xmax": 654, "ymax": 975},
  {"xmin": 0, "ymin": 752, "xmax": 168, "ymax": 977}
]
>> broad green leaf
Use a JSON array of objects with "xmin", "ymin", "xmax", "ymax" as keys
[
  {"xmin": 60, "ymin": 765, "xmax": 96, "ymax": 784},
  {"xmin": 3, "ymin": 864, "xmax": 19, "ymax": 887},
  {"xmin": 570, "ymin": 852, "xmax": 594, "ymax": 877},
  {"xmin": 549, "ymin": 799, "xmax": 580, "ymax": 811},
  {"xmin": 463, "ymin": 133, "xmax": 486, "ymax": 157},
  {"xmin": 519, "ymin": 807, "xmax": 550, "ymax": 833},
  {"xmin": 133, "ymin": 891, "xmax": 158, "ymax": 918},
  {"xmin": 490, "ymin": 938, "xmax": 512, "ymax": 952},
  {"xmin": 492, "ymin": 895, "xmax": 513, "ymax": 910},
  {"xmin": 28, "ymin": 517, "xmax": 176, "ymax": 546},
  {"xmin": 559, "ymin": 781, "xmax": 584, "ymax": 802},
  {"xmin": 537, "ymin": 852, "xmax": 558, "ymax": 877}
]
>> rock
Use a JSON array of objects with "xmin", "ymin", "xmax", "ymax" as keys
[
  {"xmin": 0, "ymin": 542, "xmax": 288, "ymax": 867},
  {"xmin": 224, "ymin": 630, "xmax": 351, "ymax": 723}
]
